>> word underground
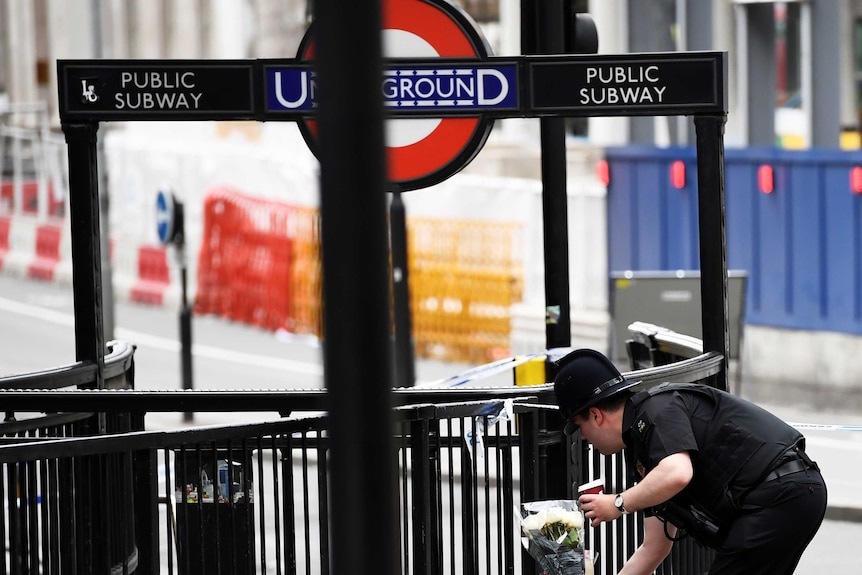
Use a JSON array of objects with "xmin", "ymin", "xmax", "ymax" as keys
[
  {"xmin": 269, "ymin": 66, "xmax": 512, "ymax": 111},
  {"xmin": 114, "ymin": 72, "xmax": 203, "ymax": 110},
  {"xmin": 580, "ymin": 65, "xmax": 667, "ymax": 105}
]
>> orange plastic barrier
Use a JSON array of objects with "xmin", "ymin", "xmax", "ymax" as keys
[
  {"xmin": 408, "ymin": 218, "xmax": 524, "ymax": 363},
  {"xmin": 196, "ymin": 188, "xmax": 320, "ymax": 335}
]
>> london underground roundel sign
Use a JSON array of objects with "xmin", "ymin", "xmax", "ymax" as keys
[{"xmin": 297, "ymin": 0, "xmax": 494, "ymax": 192}]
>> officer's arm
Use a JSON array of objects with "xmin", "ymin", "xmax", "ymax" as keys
[
  {"xmin": 579, "ymin": 452, "xmax": 692, "ymax": 526},
  {"xmin": 617, "ymin": 516, "xmax": 676, "ymax": 575},
  {"xmin": 619, "ymin": 451, "xmax": 693, "ymax": 512}
]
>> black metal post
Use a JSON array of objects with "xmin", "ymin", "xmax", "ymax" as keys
[
  {"xmin": 180, "ymin": 257, "xmax": 194, "ymax": 420},
  {"xmin": 694, "ymin": 114, "xmax": 730, "ymax": 391},
  {"xmin": 390, "ymin": 192, "xmax": 416, "ymax": 387},
  {"xmin": 314, "ymin": 2, "xmax": 395, "ymax": 575},
  {"xmin": 62, "ymin": 122, "xmax": 105, "ymax": 393},
  {"xmin": 525, "ymin": 0, "xmax": 572, "ymax": 354}
]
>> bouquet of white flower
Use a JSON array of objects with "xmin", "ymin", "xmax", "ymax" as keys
[{"xmin": 519, "ymin": 500, "xmax": 586, "ymax": 575}]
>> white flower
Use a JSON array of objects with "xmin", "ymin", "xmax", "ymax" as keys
[
  {"xmin": 545, "ymin": 506, "xmax": 584, "ymax": 530},
  {"xmin": 522, "ymin": 509, "xmax": 548, "ymax": 532}
]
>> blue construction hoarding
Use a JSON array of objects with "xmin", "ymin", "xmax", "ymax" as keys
[{"xmin": 606, "ymin": 146, "xmax": 862, "ymax": 335}]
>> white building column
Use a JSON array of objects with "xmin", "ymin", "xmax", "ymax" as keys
[
  {"xmin": 128, "ymin": 0, "xmax": 165, "ymax": 59},
  {"xmin": 5, "ymin": 0, "xmax": 39, "ymax": 110},
  {"xmin": 587, "ymin": 0, "xmax": 628, "ymax": 146}
]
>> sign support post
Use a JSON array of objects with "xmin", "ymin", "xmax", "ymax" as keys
[
  {"xmin": 62, "ymin": 121, "xmax": 106, "ymax": 396},
  {"xmin": 390, "ymin": 192, "xmax": 416, "ymax": 387},
  {"xmin": 695, "ymin": 115, "xmax": 730, "ymax": 382}
]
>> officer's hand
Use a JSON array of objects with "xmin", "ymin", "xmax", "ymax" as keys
[{"xmin": 578, "ymin": 493, "xmax": 618, "ymax": 527}]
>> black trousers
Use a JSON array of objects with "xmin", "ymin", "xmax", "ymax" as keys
[{"xmin": 708, "ymin": 465, "xmax": 827, "ymax": 575}]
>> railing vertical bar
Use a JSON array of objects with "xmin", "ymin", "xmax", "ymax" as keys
[
  {"xmin": 300, "ymin": 431, "xmax": 311, "ymax": 575},
  {"xmin": 482, "ymin": 415, "xmax": 492, "ymax": 574},
  {"xmin": 97, "ymin": 454, "xmax": 111, "ymax": 574},
  {"xmin": 462, "ymin": 416, "xmax": 476, "ymax": 575},
  {"xmin": 60, "ymin": 455, "xmax": 76, "ymax": 575},
  {"xmin": 0, "ymin": 463, "xmax": 6, "ymax": 575},
  {"xmin": 501, "ymin": 419, "xmax": 515, "ymax": 575},
  {"xmin": 194, "ymin": 447, "xmax": 205, "ymax": 575},
  {"xmin": 317, "ymin": 431, "xmax": 330, "ymax": 575},
  {"xmin": 25, "ymin": 458, "xmax": 38, "ymax": 574},
  {"xmin": 9, "ymin": 458, "xmax": 20, "ymax": 575},
  {"xmin": 163, "ymin": 448, "xmax": 176, "ymax": 575},
  {"xmin": 494, "ymin": 427, "xmax": 504, "ymax": 575},
  {"xmin": 409, "ymin": 416, "xmax": 429, "ymax": 575},
  {"xmin": 429, "ymin": 419, "xmax": 441, "ymax": 574},
  {"xmin": 518, "ymin": 409, "xmax": 539, "ymax": 575},
  {"xmin": 225, "ymin": 441, "xmax": 237, "ymax": 575},
  {"xmin": 280, "ymin": 436, "xmax": 296, "ymax": 575},
  {"xmin": 256, "ymin": 435, "xmax": 268, "ymax": 574},
  {"xmin": 178, "ymin": 446, "xmax": 190, "ymax": 575},
  {"xmin": 400, "ymin": 419, "xmax": 410, "ymax": 575},
  {"xmin": 208, "ymin": 444, "xmax": 221, "ymax": 575},
  {"xmin": 269, "ymin": 434, "xmax": 283, "ymax": 575},
  {"xmin": 38, "ymin": 458, "xmax": 50, "ymax": 575},
  {"xmin": 446, "ymin": 418, "xmax": 456, "ymax": 575}
]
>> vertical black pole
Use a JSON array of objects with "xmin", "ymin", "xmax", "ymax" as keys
[
  {"xmin": 390, "ymin": 192, "xmax": 416, "ymax": 387},
  {"xmin": 694, "ymin": 115, "xmax": 730, "ymax": 391},
  {"xmin": 314, "ymin": 2, "xmax": 395, "ymax": 575},
  {"xmin": 529, "ymin": 0, "xmax": 572, "ymax": 354},
  {"xmin": 180, "ymin": 255, "xmax": 194, "ymax": 421},
  {"xmin": 175, "ymin": 200, "xmax": 194, "ymax": 421},
  {"xmin": 62, "ymin": 122, "xmax": 105, "ymax": 393}
]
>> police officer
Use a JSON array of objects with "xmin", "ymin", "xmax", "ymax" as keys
[{"xmin": 554, "ymin": 349, "xmax": 827, "ymax": 575}]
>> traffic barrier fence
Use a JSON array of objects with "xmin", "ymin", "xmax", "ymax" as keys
[{"xmin": 195, "ymin": 188, "xmax": 523, "ymax": 363}]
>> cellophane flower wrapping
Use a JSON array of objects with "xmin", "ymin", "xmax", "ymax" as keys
[{"xmin": 519, "ymin": 500, "xmax": 585, "ymax": 575}]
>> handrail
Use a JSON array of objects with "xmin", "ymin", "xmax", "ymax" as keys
[
  {"xmin": 0, "ymin": 339, "xmax": 135, "ymax": 390},
  {"xmin": 627, "ymin": 320, "xmax": 704, "ymax": 358},
  {"xmin": 0, "ymin": 353, "xmax": 723, "ymax": 412},
  {"xmin": 0, "ymin": 398, "xmax": 532, "ymax": 463}
]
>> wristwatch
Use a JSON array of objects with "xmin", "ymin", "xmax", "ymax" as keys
[{"xmin": 614, "ymin": 493, "xmax": 630, "ymax": 515}]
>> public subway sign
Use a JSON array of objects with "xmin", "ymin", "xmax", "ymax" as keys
[
  {"xmin": 59, "ymin": 52, "xmax": 726, "ymax": 121},
  {"xmin": 527, "ymin": 52, "xmax": 726, "ymax": 116},
  {"xmin": 60, "ymin": 62, "xmax": 257, "ymax": 118},
  {"xmin": 58, "ymin": 51, "xmax": 725, "ymax": 191}
]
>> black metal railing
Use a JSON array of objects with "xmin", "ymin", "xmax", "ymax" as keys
[{"xmin": 0, "ymin": 329, "xmax": 723, "ymax": 575}]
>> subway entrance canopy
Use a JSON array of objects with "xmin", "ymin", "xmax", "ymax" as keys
[{"xmin": 56, "ymin": 48, "xmax": 730, "ymax": 367}]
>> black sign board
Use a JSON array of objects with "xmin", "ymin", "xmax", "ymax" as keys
[
  {"xmin": 527, "ymin": 52, "xmax": 726, "ymax": 116},
  {"xmin": 57, "ymin": 52, "xmax": 726, "ymax": 122},
  {"xmin": 59, "ymin": 60, "xmax": 256, "ymax": 120}
]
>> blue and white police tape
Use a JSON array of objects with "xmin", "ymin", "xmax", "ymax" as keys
[
  {"xmin": 786, "ymin": 422, "xmax": 862, "ymax": 432},
  {"xmin": 416, "ymin": 347, "xmax": 574, "ymax": 389}
]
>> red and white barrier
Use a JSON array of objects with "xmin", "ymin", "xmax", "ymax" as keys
[{"xmin": 0, "ymin": 212, "xmax": 178, "ymax": 308}]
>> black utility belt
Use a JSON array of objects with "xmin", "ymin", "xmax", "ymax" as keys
[
  {"xmin": 763, "ymin": 458, "xmax": 809, "ymax": 482},
  {"xmin": 763, "ymin": 446, "xmax": 814, "ymax": 483}
]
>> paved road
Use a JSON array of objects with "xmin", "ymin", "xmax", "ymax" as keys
[{"xmin": 0, "ymin": 274, "xmax": 858, "ymax": 573}]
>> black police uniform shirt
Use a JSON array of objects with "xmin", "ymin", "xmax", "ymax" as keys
[{"xmin": 620, "ymin": 383, "xmax": 803, "ymax": 528}]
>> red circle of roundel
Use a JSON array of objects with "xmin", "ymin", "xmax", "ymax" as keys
[{"xmin": 298, "ymin": 0, "xmax": 492, "ymax": 191}]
